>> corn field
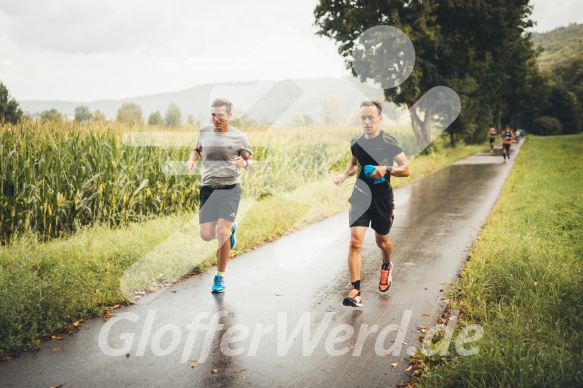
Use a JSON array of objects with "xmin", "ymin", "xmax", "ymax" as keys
[
  {"xmin": 1, "ymin": 121, "xmax": 405, "ymax": 244},
  {"xmin": 0, "ymin": 121, "xmax": 199, "ymax": 243}
]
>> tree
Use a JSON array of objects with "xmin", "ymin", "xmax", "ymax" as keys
[
  {"xmin": 292, "ymin": 113, "xmax": 317, "ymax": 126},
  {"xmin": 92, "ymin": 110, "xmax": 107, "ymax": 123},
  {"xmin": 0, "ymin": 82, "xmax": 22, "ymax": 124},
  {"xmin": 187, "ymin": 114, "xmax": 196, "ymax": 126},
  {"xmin": 148, "ymin": 110, "xmax": 164, "ymax": 125},
  {"xmin": 314, "ymin": 0, "xmax": 537, "ymax": 145},
  {"xmin": 531, "ymin": 116, "xmax": 563, "ymax": 136},
  {"xmin": 40, "ymin": 109, "xmax": 62, "ymax": 122},
  {"xmin": 116, "ymin": 103, "xmax": 143, "ymax": 125},
  {"xmin": 74, "ymin": 105, "xmax": 92, "ymax": 122},
  {"xmin": 230, "ymin": 113, "xmax": 257, "ymax": 128},
  {"xmin": 165, "ymin": 103, "xmax": 182, "ymax": 127},
  {"xmin": 321, "ymin": 95, "xmax": 342, "ymax": 125},
  {"xmin": 546, "ymin": 87, "xmax": 582, "ymax": 134},
  {"xmin": 553, "ymin": 56, "xmax": 583, "ymax": 128}
]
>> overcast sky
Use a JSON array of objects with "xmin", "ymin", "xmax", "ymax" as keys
[{"xmin": 0, "ymin": 0, "xmax": 581, "ymax": 102}]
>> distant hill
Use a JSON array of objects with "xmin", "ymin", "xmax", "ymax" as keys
[
  {"xmin": 532, "ymin": 23, "xmax": 583, "ymax": 70},
  {"xmin": 21, "ymin": 77, "xmax": 394, "ymax": 125}
]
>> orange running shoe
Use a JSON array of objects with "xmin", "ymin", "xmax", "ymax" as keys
[
  {"xmin": 379, "ymin": 262, "xmax": 393, "ymax": 292},
  {"xmin": 342, "ymin": 288, "xmax": 362, "ymax": 307}
]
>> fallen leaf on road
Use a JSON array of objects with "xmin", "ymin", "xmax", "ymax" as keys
[
  {"xmin": 406, "ymin": 366, "xmax": 413, "ymax": 372},
  {"xmin": 421, "ymin": 314, "xmax": 429, "ymax": 317},
  {"xmin": 52, "ymin": 348, "xmax": 61, "ymax": 351},
  {"xmin": 386, "ymin": 353, "xmax": 392, "ymax": 357},
  {"xmin": 232, "ymin": 369, "xmax": 246, "ymax": 374},
  {"xmin": 104, "ymin": 313, "xmax": 116, "ymax": 318},
  {"xmin": 412, "ymin": 370, "xmax": 421, "ymax": 376},
  {"xmin": 49, "ymin": 385, "xmax": 62, "ymax": 388},
  {"xmin": 391, "ymin": 363, "xmax": 398, "ymax": 368},
  {"xmin": 1, "ymin": 356, "xmax": 12, "ymax": 361},
  {"xmin": 188, "ymin": 361, "xmax": 198, "ymax": 368},
  {"xmin": 72, "ymin": 321, "xmax": 80, "ymax": 328},
  {"xmin": 51, "ymin": 336, "xmax": 63, "ymax": 340},
  {"xmin": 211, "ymin": 369, "xmax": 219, "ymax": 373},
  {"xmin": 416, "ymin": 326, "xmax": 427, "ymax": 330}
]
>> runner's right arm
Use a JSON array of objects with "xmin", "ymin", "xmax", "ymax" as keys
[
  {"xmin": 333, "ymin": 156, "xmax": 358, "ymax": 186},
  {"xmin": 186, "ymin": 147, "xmax": 202, "ymax": 172}
]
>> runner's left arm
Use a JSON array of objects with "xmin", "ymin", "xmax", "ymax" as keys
[
  {"xmin": 370, "ymin": 152, "xmax": 409, "ymax": 179},
  {"xmin": 234, "ymin": 152, "xmax": 255, "ymax": 170}
]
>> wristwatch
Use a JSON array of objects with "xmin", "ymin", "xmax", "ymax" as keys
[{"xmin": 386, "ymin": 166, "xmax": 393, "ymax": 175}]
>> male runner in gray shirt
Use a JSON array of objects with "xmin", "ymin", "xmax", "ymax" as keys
[{"xmin": 186, "ymin": 98, "xmax": 254, "ymax": 293}]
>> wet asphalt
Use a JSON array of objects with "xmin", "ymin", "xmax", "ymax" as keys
[{"xmin": 0, "ymin": 144, "xmax": 521, "ymax": 387}]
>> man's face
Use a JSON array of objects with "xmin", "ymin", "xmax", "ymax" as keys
[
  {"xmin": 211, "ymin": 106, "xmax": 231, "ymax": 129},
  {"xmin": 360, "ymin": 106, "xmax": 382, "ymax": 136}
]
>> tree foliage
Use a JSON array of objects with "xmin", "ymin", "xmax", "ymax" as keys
[
  {"xmin": 321, "ymin": 95, "xmax": 342, "ymax": 125},
  {"xmin": 531, "ymin": 116, "xmax": 563, "ymax": 136},
  {"xmin": 92, "ymin": 110, "xmax": 107, "ymax": 123},
  {"xmin": 230, "ymin": 113, "xmax": 257, "ymax": 128},
  {"xmin": 40, "ymin": 109, "xmax": 62, "ymax": 122},
  {"xmin": 148, "ymin": 110, "xmax": 163, "ymax": 126},
  {"xmin": 314, "ymin": 0, "xmax": 539, "ymax": 144},
  {"xmin": 74, "ymin": 105, "xmax": 92, "ymax": 122},
  {"xmin": 532, "ymin": 23, "xmax": 583, "ymax": 71},
  {"xmin": 116, "ymin": 103, "xmax": 143, "ymax": 125},
  {"xmin": 0, "ymin": 82, "xmax": 22, "ymax": 124},
  {"xmin": 164, "ymin": 103, "xmax": 182, "ymax": 127},
  {"xmin": 545, "ymin": 87, "xmax": 581, "ymax": 134}
]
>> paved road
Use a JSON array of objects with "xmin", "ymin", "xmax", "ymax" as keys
[{"xmin": 0, "ymin": 144, "xmax": 521, "ymax": 387}]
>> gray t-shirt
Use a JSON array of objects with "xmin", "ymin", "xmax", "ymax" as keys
[{"xmin": 195, "ymin": 125, "xmax": 252, "ymax": 186}]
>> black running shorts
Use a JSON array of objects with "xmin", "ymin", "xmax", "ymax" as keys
[
  {"xmin": 199, "ymin": 184, "xmax": 241, "ymax": 224},
  {"xmin": 349, "ymin": 186, "xmax": 395, "ymax": 235},
  {"xmin": 503, "ymin": 143, "xmax": 511, "ymax": 152}
]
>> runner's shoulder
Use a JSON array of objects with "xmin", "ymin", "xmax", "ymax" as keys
[
  {"xmin": 350, "ymin": 134, "xmax": 363, "ymax": 147},
  {"xmin": 199, "ymin": 124, "xmax": 214, "ymax": 133},
  {"xmin": 381, "ymin": 130, "xmax": 403, "ymax": 149}
]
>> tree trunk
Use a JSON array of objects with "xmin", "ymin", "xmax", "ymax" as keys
[
  {"xmin": 422, "ymin": 106, "xmax": 432, "ymax": 144},
  {"xmin": 409, "ymin": 108, "xmax": 424, "ymax": 142}
]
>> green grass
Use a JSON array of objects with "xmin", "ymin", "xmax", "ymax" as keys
[
  {"xmin": 0, "ymin": 128, "xmax": 485, "ymax": 357},
  {"xmin": 413, "ymin": 134, "xmax": 583, "ymax": 387}
]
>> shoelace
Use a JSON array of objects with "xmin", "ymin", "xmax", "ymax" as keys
[{"xmin": 380, "ymin": 270, "xmax": 389, "ymax": 284}]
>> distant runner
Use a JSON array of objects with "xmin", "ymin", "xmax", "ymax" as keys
[
  {"xmin": 501, "ymin": 125, "xmax": 515, "ymax": 163},
  {"xmin": 333, "ymin": 101, "xmax": 410, "ymax": 307},
  {"xmin": 186, "ymin": 98, "xmax": 254, "ymax": 293},
  {"xmin": 489, "ymin": 127, "xmax": 497, "ymax": 153}
]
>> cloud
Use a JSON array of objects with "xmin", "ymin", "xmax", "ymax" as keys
[
  {"xmin": 530, "ymin": 0, "xmax": 583, "ymax": 31},
  {"xmin": 0, "ymin": 0, "xmax": 181, "ymax": 53}
]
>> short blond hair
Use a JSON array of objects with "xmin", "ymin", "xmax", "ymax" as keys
[{"xmin": 211, "ymin": 98, "xmax": 233, "ymax": 113}]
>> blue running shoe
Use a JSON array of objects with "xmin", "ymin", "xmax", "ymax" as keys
[
  {"xmin": 211, "ymin": 275, "xmax": 225, "ymax": 293},
  {"xmin": 230, "ymin": 222, "xmax": 237, "ymax": 249}
]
